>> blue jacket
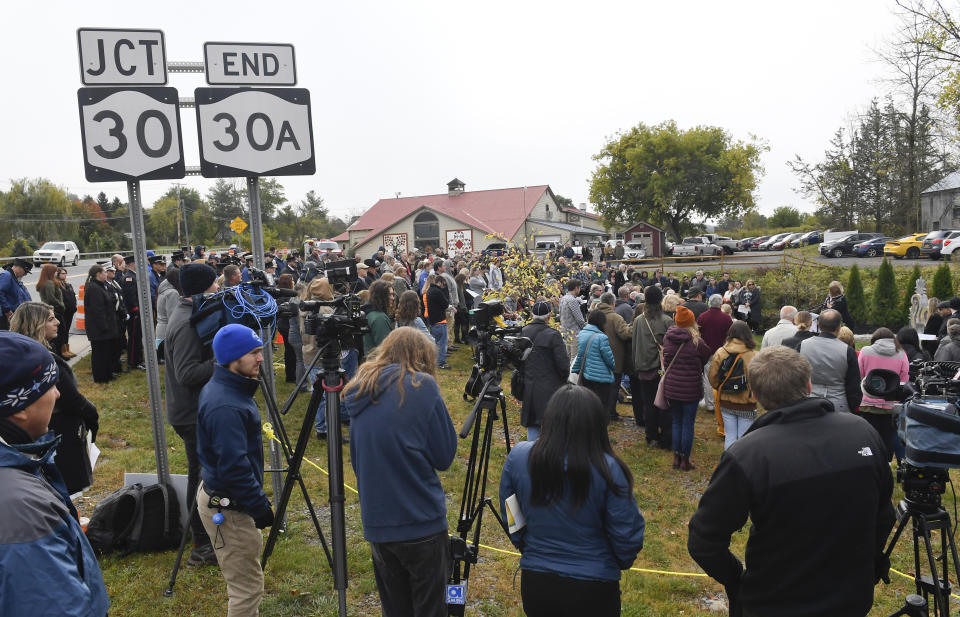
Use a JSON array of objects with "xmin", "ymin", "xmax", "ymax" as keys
[
  {"xmin": 149, "ymin": 269, "xmax": 161, "ymax": 300},
  {"xmin": 570, "ymin": 324, "xmax": 615, "ymax": 383},
  {"xmin": 499, "ymin": 440, "xmax": 645, "ymax": 581},
  {"xmin": 0, "ymin": 269, "xmax": 30, "ymax": 315},
  {"xmin": 241, "ymin": 266, "xmax": 252, "ymax": 283},
  {"xmin": 345, "ymin": 365, "xmax": 457, "ymax": 543},
  {"xmin": 0, "ymin": 431, "xmax": 109, "ymax": 617},
  {"xmin": 197, "ymin": 366, "xmax": 271, "ymax": 518}
]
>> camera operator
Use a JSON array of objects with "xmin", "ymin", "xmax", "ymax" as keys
[
  {"xmin": 519, "ymin": 301, "xmax": 570, "ymax": 441},
  {"xmin": 343, "ymin": 327, "xmax": 457, "ymax": 617},
  {"xmin": 196, "ymin": 325, "xmax": 273, "ymax": 617},
  {"xmin": 688, "ymin": 346, "xmax": 894, "ymax": 617},
  {"xmin": 164, "ymin": 263, "xmax": 220, "ymax": 566}
]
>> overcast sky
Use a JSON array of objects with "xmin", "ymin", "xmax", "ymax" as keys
[{"xmin": 2, "ymin": 0, "xmax": 906, "ymax": 222}]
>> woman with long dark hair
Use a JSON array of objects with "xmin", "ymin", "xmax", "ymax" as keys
[
  {"xmin": 82, "ymin": 265, "xmax": 121, "ymax": 383},
  {"xmin": 394, "ymin": 289, "xmax": 431, "ymax": 338},
  {"xmin": 499, "ymin": 385, "xmax": 645, "ymax": 617},
  {"xmin": 275, "ymin": 273, "xmax": 298, "ymax": 383},
  {"xmin": 10, "ymin": 301, "xmax": 99, "ymax": 493},
  {"xmin": 363, "ymin": 280, "xmax": 395, "ymax": 356},
  {"xmin": 823, "ymin": 280, "xmax": 855, "ymax": 329},
  {"xmin": 36, "ymin": 264, "xmax": 65, "ymax": 357}
]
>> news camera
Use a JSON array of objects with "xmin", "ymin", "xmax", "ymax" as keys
[
  {"xmin": 465, "ymin": 300, "xmax": 531, "ymax": 375},
  {"xmin": 188, "ymin": 267, "xmax": 296, "ymax": 345},
  {"xmin": 863, "ymin": 361, "xmax": 960, "ymax": 617}
]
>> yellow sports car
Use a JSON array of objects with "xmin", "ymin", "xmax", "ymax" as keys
[{"xmin": 884, "ymin": 233, "xmax": 927, "ymax": 259}]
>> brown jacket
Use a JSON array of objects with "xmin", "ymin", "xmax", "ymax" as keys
[
  {"xmin": 707, "ymin": 338, "xmax": 757, "ymax": 411},
  {"xmin": 596, "ymin": 303, "xmax": 632, "ymax": 373}
]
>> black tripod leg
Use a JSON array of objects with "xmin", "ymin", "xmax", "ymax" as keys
[
  {"xmin": 499, "ymin": 394, "xmax": 511, "ymax": 453},
  {"xmin": 259, "ymin": 371, "xmax": 334, "ymax": 567},
  {"xmin": 163, "ymin": 491, "xmax": 198, "ymax": 597},
  {"xmin": 262, "ymin": 384, "xmax": 334, "ymax": 572}
]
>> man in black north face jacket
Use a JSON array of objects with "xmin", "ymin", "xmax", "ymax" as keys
[{"xmin": 688, "ymin": 346, "xmax": 895, "ymax": 617}]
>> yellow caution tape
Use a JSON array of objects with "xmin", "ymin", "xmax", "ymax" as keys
[
  {"xmin": 261, "ymin": 423, "xmax": 358, "ymax": 495},
  {"xmin": 890, "ymin": 567, "xmax": 960, "ymax": 600}
]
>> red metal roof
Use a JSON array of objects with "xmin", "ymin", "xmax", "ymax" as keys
[
  {"xmin": 332, "ymin": 231, "xmax": 349, "ymax": 241},
  {"xmin": 347, "ymin": 185, "xmax": 550, "ymax": 249}
]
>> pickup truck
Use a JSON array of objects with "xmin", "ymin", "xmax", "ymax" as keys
[
  {"xmin": 701, "ymin": 234, "xmax": 739, "ymax": 254},
  {"xmin": 670, "ymin": 237, "xmax": 722, "ymax": 258}
]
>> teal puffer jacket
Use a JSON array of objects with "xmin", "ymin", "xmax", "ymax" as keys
[{"xmin": 570, "ymin": 324, "xmax": 615, "ymax": 383}]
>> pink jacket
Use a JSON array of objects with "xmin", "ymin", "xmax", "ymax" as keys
[{"xmin": 858, "ymin": 339, "xmax": 909, "ymax": 409}]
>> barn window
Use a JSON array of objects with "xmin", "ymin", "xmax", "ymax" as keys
[{"xmin": 414, "ymin": 211, "xmax": 440, "ymax": 251}]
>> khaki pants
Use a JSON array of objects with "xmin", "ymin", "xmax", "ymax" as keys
[{"xmin": 197, "ymin": 485, "xmax": 264, "ymax": 617}]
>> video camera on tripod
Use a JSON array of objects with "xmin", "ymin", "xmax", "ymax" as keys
[
  {"xmin": 864, "ymin": 361, "xmax": 960, "ymax": 617},
  {"xmin": 463, "ymin": 300, "xmax": 532, "ymax": 400}
]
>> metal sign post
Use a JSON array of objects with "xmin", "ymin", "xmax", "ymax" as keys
[
  {"xmin": 246, "ymin": 175, "xmax": 284, "ymax": 517},
  {"xmin": 127, "ymin": 180, "xmax": 170, "ymax": 485},
  {"xmin": 76, "ymin": 28, "xmax": 184, "ymax": 485}
]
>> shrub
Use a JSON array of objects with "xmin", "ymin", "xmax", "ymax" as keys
[
  {"xmin": 932, "ymin": 263, "xmax": 953, "ymax": 301},
  {"xmin": 847, "ymin": 265, "xmax": 869, "ymax": 326},
  {"xmin": 872, "ymin": 258, "xmax": 900, "ymax": 328}
]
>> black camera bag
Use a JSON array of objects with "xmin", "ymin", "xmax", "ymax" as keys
[{"xmin": 86, "ymin": 482, "xmax": 181, "ymax": 555}]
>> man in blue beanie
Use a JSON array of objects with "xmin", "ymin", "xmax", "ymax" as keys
[
  {"xmin": 0, "ymin": 331, "xmax": 109, "ymax": 617},
  {"xmin": 197, "ymin": 324, "xmax": 273, "ymax": 617}
]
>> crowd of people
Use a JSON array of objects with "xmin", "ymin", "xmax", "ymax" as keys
[{"xmin": 0, "ymin": 237, "xmax": 949, "ymax": 617}]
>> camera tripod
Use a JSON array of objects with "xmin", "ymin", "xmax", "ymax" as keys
[
  {"xmin": 261, "ymin": 339, "xmax": 351, "ymax": 617},
  {"xmin": 885, "ymin": 486, "xmax": 960, "ymax": 617},
  {"xmin": 162, "ymin": 342, "xmax": 338, "ymax": 600},
  {"xmin": 447, "ymin": 370, "xmax": 512, "ymax": 617}
]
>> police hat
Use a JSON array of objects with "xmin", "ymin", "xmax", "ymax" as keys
[
  {"xmin": 148, "ymin": 255, "xmax": 165, "ymax": 265},
  {"xmin": 124, "ymin": 255, "xmax": 136, "ymax": 265}
]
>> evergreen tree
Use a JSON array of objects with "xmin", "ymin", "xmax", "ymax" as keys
[
  {"xmin": 847, "ymin": 265, "xmax": 869, "ymax": 327},
  {"xmin": 872, "ymin": 258, "xmax": 900, "ymax": 328},
  {"xmin": 900, "ymin": 265, "xmax": 922, "ymax": 327},
  {"xmin": 932, "ymin": 263, "xmax": 954, "ymax": 301}
]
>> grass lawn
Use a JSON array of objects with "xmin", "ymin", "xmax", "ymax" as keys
[{"xmin": 71, "ymin": 344, "xmax": 950, "ymax": 616}]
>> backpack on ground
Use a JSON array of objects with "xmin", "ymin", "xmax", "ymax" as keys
[
  {"xmin": 86, "ymin": 482, "xmax": 181, "ymax": 555},
  {"xmin": 717, "ymin": 352, "xmax": 748, "ymax": 394}
]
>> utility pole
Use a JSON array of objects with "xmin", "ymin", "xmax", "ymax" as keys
[{"xmin": 172, "ymin": 182, "xmax": 189, "ymax": 248}]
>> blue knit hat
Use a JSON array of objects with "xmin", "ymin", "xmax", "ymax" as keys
[
  {"xmin": 0, "ymin": 332, "xmax": 59, "ymax": 416},
  {"xmin": 213, "ymin": 324, "xmax": 263, "ymax": 366}
]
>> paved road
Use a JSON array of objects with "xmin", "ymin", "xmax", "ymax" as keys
[{"xmin": 617, "ymin": 250, "xmax": 944, "ymax": 272}]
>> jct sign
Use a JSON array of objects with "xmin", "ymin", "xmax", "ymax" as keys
[
  {"xmin": 77, "ymin": 28, "xmax": 167, "ymax": 85},
  {"xmin": 195, "ymin": 87, "xmax": 315, "ymax": 177}
]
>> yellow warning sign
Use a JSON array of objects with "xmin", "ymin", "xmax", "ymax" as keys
[{"xmin": 230, "ymin": 217, "xmax": 248, "ymax": 234}]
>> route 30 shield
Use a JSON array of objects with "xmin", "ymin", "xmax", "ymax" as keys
[
  {"xmin": 77, "ymin": 87, "xmax": 185, "ymax": 182},
  {"xmin": 195, "ymin": 87, "xmax": 315, "ymax": 177}
]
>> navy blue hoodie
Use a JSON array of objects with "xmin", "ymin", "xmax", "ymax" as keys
[{"xmin": 345, "ymin": 364, "xmax": 457, "ymax": 543}]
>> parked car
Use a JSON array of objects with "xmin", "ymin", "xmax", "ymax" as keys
[
  {"xmin": 701, "ymin": 234, "xmax": 739, "ymax": 254},
  {"xmin": 853, "ymin": 236, "xmax": 894, "ymax": 257},
  {"xmin": 622, "ymin": 242, "xmax": 646, "ymax": 259},
  {"xmin": 921, "ymin": 230, "xmax": 958, "ymax": 260},
  {"xmin": 820, "ymin": 232, "xmax": 884, "ymax": 258},
  {"xmin": 749, "ymin": 235, "xmax": 771, "ymax": 251},
  {"xmin": 758, "ymin": 233, "xmax": 792, "ymax": 251},
  {"xmin": 788, "ymin": 230, "xmax": 822, "ymax": 248},
  {"xmin": 737, "ymin": 237, "xmax": 755, "ymax": 251},
  {"xmin": 671, "ymin": 236, "xmax": 722, "ymax": 258},
  {"xmin": 533, "ymin": 241, "xmax": 560, "ymax": 260},
  {"xmin": 772, "ymin": 233, "xmax": 803, "ymax": 250},
  {"xmin": 33, "ymin": 241, "xmax": 80, "ymax": 267},
  {"xmin": 884, "ymin": 233, "xmax": 927, "ymax": 260},
  {"xmin": 939, "ymin": 232, "xmax": 960, "ymax": 261}
]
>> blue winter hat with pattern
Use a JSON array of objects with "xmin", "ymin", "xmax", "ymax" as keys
[
  {"xmin": 0, "ymin": 332, "xmax": 58, "ymax": 416},
  {"xmin": 213, "ymin": 324, "xmax": 263, "ymax": 366}
]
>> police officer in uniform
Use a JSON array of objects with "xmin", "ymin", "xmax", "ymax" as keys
[{"xmin": 119, "ymin": 255, "xmax": 143, "ymax": 370}]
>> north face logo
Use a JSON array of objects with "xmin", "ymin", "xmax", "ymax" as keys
[{"xmin": 858, "ymin": 447, "xmax": 873, "ymax": 457}]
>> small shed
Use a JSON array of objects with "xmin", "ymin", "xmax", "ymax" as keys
[{"xmin": 621, "ymin": 221, "xmax": 666, "ymax": 257}]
